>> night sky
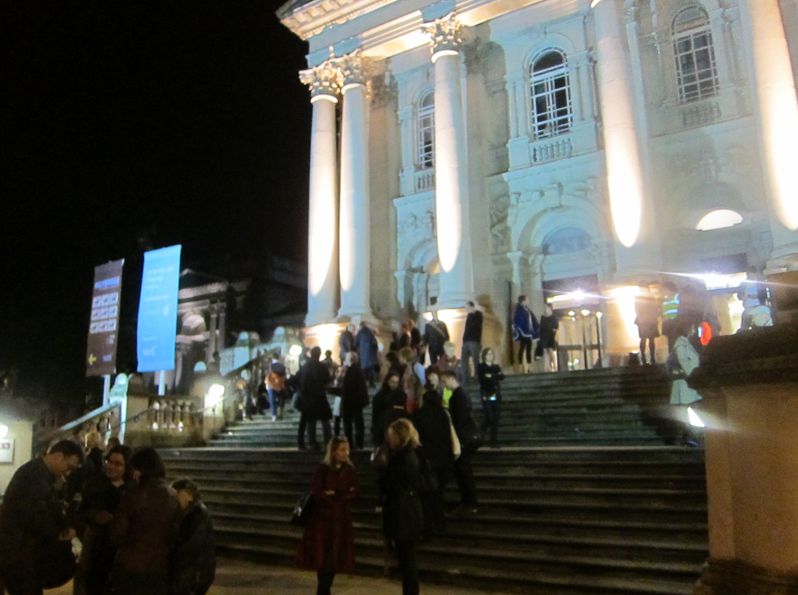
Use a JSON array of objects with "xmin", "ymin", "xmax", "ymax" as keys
[{"xmin": 1, "ymin": 0, "xmax": 311, "ymax": 403}]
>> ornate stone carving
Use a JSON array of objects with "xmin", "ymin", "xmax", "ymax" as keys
[
  {"xmin": 490, "ymin": 196, "xmax": 512, "ymax": 255},
  {"xmin": 299, "ymin": 59, "xmax": 342, "ymax": 98},
  {"xmin": 368, "ymin": 72, "xmax": 398, "ymax": 109},
  {"xmin": 422, "ymin": 13, "xmax": 462, "ymax": 56},
  {"xmin": 336, "ymin": 49, "xmax": 366, "ymax": 87}
]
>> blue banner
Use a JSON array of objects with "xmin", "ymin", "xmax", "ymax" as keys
[{"xmin": 137, "ymin": 245, "xmax": 182, "ymax": 372}]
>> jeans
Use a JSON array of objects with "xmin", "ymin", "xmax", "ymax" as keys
[
  {"xmin": 306, "ymin": 418, "xmax": 332, "ymax": 449},
  {"xmin": 453, "ymin": 450, "xmax": 478, "ymax": 506},
  {"xmin": 394, "ymin": 541, "xmax": 420, "ymax": 595},
  {"xmin": 461, "ymin": 341, "xmax": 481, "ymax": 378},
  {"xmin": 343, "ymin": 407, "xmax": 365, "ymax": 449},
  {"xmin": 481, "ymin": 398, "xmax": 500, "ymax": 445}
]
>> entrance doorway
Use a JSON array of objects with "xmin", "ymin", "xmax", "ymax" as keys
[{"xmin": 542, "ymin": 275, "xmax": 603, "ymax": 371}]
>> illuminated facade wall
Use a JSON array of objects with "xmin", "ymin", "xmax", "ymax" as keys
[{"xmin": 281, "ymin": 0, "xmax": 798, "ymax": 359}]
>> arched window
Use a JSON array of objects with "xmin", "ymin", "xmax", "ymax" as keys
[
  {"xmin": 417, "ymin": 91, "xmax": 435, "ymax": 169},
  {"xmin": 543, "ymin": 227, "xmax": 592, "ymax": 255},
  {"xmin": 672, "ymin": 6, "xmax": 719, "ymax": 103},
  {"xmin": 529, "ymin": 50, "xmax": 572, "ymax": 139},
  {"xmin": 696, "ymin": 209, "xmax": 743, "ymax": 231}
]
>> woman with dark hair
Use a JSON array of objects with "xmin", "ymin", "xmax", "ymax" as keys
[
  {"xmin": 379, "ymin": 419, "xmax": 424, "ymax": 595},
  {"xmin": 476, "ymin": 348, "xmax": 505, "ymax": 449},
  {"xmin": 170, "ymin": 479, "xmax": 216, "ymax": 595},
  {"xmin": 78, "ymin": 445, "xmax": 134, "ymax": 595},
  {"xmin": 412, "ymin": 370, "xmax": 455, "ymax": 537},
  {"xmin": 370, "ymin": 372, "xmax": 407, "ymax": 447},
  {"xmin": 512, "ymin": 295, "xmax": 539, "ymax": 374},
  {"xmin": 297, "ymin": 437, "xmax": 360, "ymax": 595},
  {"xmin": 110, "ymin": 448, "xmax": 179, "ymax": 595}
]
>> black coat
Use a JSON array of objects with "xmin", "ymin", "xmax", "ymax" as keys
[
  {"xmin": 375, "ymin": 407, "xmax": 411, "ymax": 448},
  {"xmin": 378, "ymin": 446, "xmax": 424, "ymax": 542},
  {"xmin": 412, "ymin": 403, "xmax": 454, "ymax": 471},
  {"xmin": 448, "ymin": 386, "xmax": 480, "ymax": 449},
  {"xmin": 169, "ymin": 502, "xmax": 216, "ymax": 595},
  {"xmin": 0, "ymin": 458, "xmax": 68, "ymax": 571},
  {"xmin": 423, "ymin": 320, "xmax": 449, "ymax": 355},
  {"xmin": 371, "ymin": 387, "xmax": 408, "ymax": 446},
  {"xmin": 297, "ymin": 358, "xmax": 332, "ymax": 419},
  {"xmin": 341, "ymin": 364, "xmax": 369, "ymax": 413}
]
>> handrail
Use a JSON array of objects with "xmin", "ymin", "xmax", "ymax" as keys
[{"xmin": 39, "ymin": 401, "xmax": 122, "ymax": 442}]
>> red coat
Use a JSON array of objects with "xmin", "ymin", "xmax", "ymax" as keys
[{"xmin": 296, "ymin": 463, "xmax": 360, "ymax": 573}]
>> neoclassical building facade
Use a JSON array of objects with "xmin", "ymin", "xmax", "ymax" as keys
[{"xmin": 278, "ymin": 0, "xmax": 798, "ymax": 365}]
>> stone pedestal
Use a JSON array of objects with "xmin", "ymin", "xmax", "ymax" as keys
[{"xmin": 689, "ymin": 324, "xmax": 798, "ymax": 594}]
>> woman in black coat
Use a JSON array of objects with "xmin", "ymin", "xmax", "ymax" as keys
[
  {"xmin": 169, "ymin": 479, "xmax": 216, "ymax": 595},
  {"xmin": 379, "ymin": 419, "xmax": 424, "ymax": 595},
  {"xmin": 341, "ymin": 352, "xmax": 370, "ymax": 450},
  {"xmin": 412, "ymin": 370, "xmax": 454, "ymax": 537},
  {"xmin": 370, "ymin": 373, "xmax": 407, "ymax": 447}
]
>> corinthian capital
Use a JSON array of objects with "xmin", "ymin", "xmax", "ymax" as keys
[
  {"xmin": 299, "ymin": 60, "xmax": 342, "ymax": 99},
  {"xmin": 335, "ymin": 49, "xmax": 367, "ymax": 88},
  {"xmin": 422, "ymin": 13, "xmax": 462, "ymax": 57}
]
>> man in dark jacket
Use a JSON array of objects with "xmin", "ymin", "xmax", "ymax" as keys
[
  {"xmin": 423, "ymin": 312, "xmax": 449, "ymax": 365},
  {"xmin": 297, "ymin": 346, "xmax": 332, "ymax": 450},
  {"xmin": 461, "ymin": 301, "xmax": 483, "ymax": 379},
  {"xmin": 338, "ymin": 323, "xmax": 356, "ymax": 365},
  {"xmin": 170, "ymin": 479, "xmax": 215, "ymax": 595},
  {"xmin": 341, "ymin": 352, "xmax": 369, "ymax": 450},
  {"xmin": 441, "ymin": 371, "xmax": 480, "ymax": 513},
  {"xmin": 0, "ymin": 440, "xmax": 84, "ymax": 595}
]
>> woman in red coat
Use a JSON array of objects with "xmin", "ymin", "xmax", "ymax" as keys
[{"xmin": 297, "ymin": 436, "xmax": 360, "ymax": 595}]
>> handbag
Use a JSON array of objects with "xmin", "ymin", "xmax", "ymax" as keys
[{"xmin": 290, "ymin": 492, "xmax": 315, "ymax": 526}]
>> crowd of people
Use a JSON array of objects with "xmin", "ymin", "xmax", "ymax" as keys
[{"xmin": 0, "ymin": 435, "xmax": 216, "ymax": 595}]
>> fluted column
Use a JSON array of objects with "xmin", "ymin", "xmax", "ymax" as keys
[
  {"xmin": 336, "ymin": 50, "xmax": 374, "ymax": 321},
  {"xmin": 739, "ymin": 0, "xmax": 798, "ymax": 264},
  {"xmin": 300, "ymin": 62, "xmax": 341, "ymax": 326},
  {"xmin": 592, "ymin": 0, "xmax": 647, "ymax": 258},
  {"xmin": 423, "ymin": 14, "xmax": 474, "ymax": 308}
]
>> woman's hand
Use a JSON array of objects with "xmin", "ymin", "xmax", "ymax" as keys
[{"xmin": 324, "ymin": 490, "xmax": 335, "ymax": 496}]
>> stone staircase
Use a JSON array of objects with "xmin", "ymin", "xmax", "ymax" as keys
[{"xmin": 161, "ymin": 366, "xmax": 707, "ymax": 595}]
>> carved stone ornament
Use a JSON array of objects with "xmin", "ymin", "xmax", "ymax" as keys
[
  {"xmin": 422, "ymin": 13, "xmax": 462, "ymax": 56},
  {"xmin": 335, "ymin": 49, "xmax": 366, "ymax": 87},
  {"xmin": 299, "ymin": 60, "xmax": 342, "ymax": 98}
]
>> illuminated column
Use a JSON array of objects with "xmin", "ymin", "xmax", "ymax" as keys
[
  {"xmin": 592, "ymin": 0, "xmax": 646, "ymax": 255},
  {"xmin": 300, "ymin": 62, "xmax": 341, "ymax": 326},
  {"xmin": 423, "ymin": 14, "xmax": 474, "ymax": 308},
  {"xmin": 739, "ymin": 0, "xmax": 798, "ymax": 261},
  {"xmin": 337, "ymin": 50, "xmax": 374, "ymax": 321}
]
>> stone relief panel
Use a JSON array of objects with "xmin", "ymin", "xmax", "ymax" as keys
[{"xmin": 394, "ymin": 195, "xmax": 437, "ymax": 270}]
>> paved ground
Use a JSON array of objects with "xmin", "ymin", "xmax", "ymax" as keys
[{"xmin": 45, "ymin": 559, "xmax": 517, "ymax": 595}]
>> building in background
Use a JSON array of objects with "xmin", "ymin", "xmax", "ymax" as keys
[{"xmin": 278, "ymin": 0, "xmax": 798, "ymax": 366}]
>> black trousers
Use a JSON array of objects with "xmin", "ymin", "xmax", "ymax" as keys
[
  {"xmin": 453, "ymin": 451, "xmax": 478, "ymax": 506},
  {"xmin": 518, "ymin": 337, "xmax": 532, "ymax": 363},
  {"xmin": 422, "ymin": 465, "xmax": 451, "ymax": 536},
  {"xmin": 394, "ymin": 541, "xmax": 420, "ymax": 595},
  {"xmin": 307, "ymin": 418, "xmax": 332, "ymax": 448},
  {"xmin": 481, "ymin": 399, "xmax": 500, "ymax": 445},
  {"xmin": 343, "ymin": 407, "xmax": 365, "ymax": 449},
  {"xmin": 297, "ymin": 412, "xmax": 308, "ymax": 448},
  {"xmin": 316, "ymin": 571, "xmax": 334, "ymax": 595},
  {"xmin": 0, "ymin": 564, "xmax": 41, "ymax": 595}
]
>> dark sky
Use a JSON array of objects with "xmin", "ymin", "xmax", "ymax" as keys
[{"xmin": 0, "ymin": 0, "xmax": 311, "ymax": 402}]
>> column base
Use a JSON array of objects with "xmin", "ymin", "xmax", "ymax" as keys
[
  {"xmin": 305, "ymin": 310, "xmax": 338, "ymax": 327},
  {"xmin": 336, "ymin": 307, "xmax": 376, "ymax": 325},
  {"xmin": 694, "ymin": 558, "xmax": 798, "ymax": 595},
  {"xmin": 303, "ymin": 322, "xmax": 348, "ymax": 362},
  {"xmin": 436, "ymin": 292, "xmax": 475, "ymax": 311}
]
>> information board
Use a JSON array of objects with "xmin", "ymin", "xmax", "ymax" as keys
[
  {"xmin": 137, "ymin": 245, "xmax": 181, "ymax": 372},
  {"xmin": 86, "ymin": 259, "xmax": 124, "ymax": 377}
]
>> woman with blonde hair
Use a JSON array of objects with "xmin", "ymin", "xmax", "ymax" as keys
[
  {"xmin": 297, "ymin": 437, "xmax": 360, "ymax": 595},
  {"xmin": 379, "ymin": 419, "xmax": 423, "ymax": 595}
]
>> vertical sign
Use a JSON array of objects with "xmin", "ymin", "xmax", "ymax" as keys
[
  {"xmin": 137, "ymin": 245, "xmax": 182, "ymax": 372},
  {"xmin": 86, "ymin": 259, "xmax": 124, "ymax": 377}
]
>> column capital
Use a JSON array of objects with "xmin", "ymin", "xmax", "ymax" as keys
[
  {"xmin": 422, "ymin": 13, "xmax": 462, "ymax": 61},
  {"xmin": 335, "ymin": 49, "xmax": 367, "ymax": 89},
  {"xmin": 299, "ymin": 60, "xmax": 342, "ymax": 100}
]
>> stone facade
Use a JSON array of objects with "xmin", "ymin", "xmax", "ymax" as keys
[{"xmin": 280, "ymin": 0, "xmax": 798, "ymax": 364}]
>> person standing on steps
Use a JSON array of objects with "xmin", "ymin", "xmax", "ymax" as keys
[
  {"xmin": 297, "ymin": 346, "xmax": 333, "ymax": 451},
  {"xmin": 461, "ymin": 301, "xmax": 483, "ymax": 379},
  {"xmin": 297, "ymin": 437, "xmax": 360, "ymax": 595},
  {"xmin": 440, "ymin": 371, "xmax": 481, "ymax": 514},
  {"xmin": 341, "ymin": 352, "xmax": 369, "ymax": 450},
  {"xmin": 423, "ymin": 311, "xmax": 449, "ymax": 365},
  {"xmin": 668, "ymin": 320, "xmax": 702, "ymax": 447},
  {"xmin": 378, "ymin": 419, "xmax": 424, "ymax": 595},
  {"xmin": 634, "ymin": 282, "xmax": 661, "ymax": 365},
  {"xmin": 169, "ymin": 479, "xmax": 216, "ymax": 595},
  {"xmin": 661, "ymin": 282, "xmax": 681, "ymax": 352},
  {"xmin": 537, "ymin": 303, "xmax": 559, "ymax": 372},
  {"xmin": 477, "ymin": 348, "xmax": 504, "ymax": 448},
  {"xmin": 267, "ymin": 355, "xmax": 289, "ymax": 421},
  {"xmin": 371, "ymin": 372, "xmax": 408, "ymax": 448},
  {"xmin": 512, "ymin": 295, "xmax": 539, "ymax": 374},
  {"xmin": 355, "ymin": 321, "xmax": 378, "ymax": 388},
  {"xmin": 338, "ymin": 323, "xmax": 357, "ymax": 366}
]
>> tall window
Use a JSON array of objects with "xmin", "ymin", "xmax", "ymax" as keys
[
  {"xmin": 417, "ymin": 92, "xmax": 435, "ymax": 169},
  {"xmin": 673, "ymin": 6, "xmax": 719, "ymax": 103},
  {"xmin": 530, "ymin": 51, "xmax": 572, "ymax": 139}
]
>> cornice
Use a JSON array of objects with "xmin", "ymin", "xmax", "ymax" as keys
[{"xmin": 280, "ymin": 0, "xmax": 398, "ymax": 41}]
